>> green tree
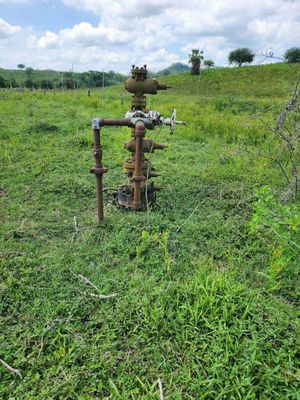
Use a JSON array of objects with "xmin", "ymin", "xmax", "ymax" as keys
[
  {"xmin": 24, "ymin": 79, "xmax": 34, "ymax": 89},
  {"xmin": 40, "ymin": 80, "xmax": 54, "ymax": 90},
  {"xmin": 25, "ymin": 67, "xmax": 34, "ymax": 78},
  {"xmin": 0, "ymin": 75, "xmax": 6, "ymax": 88},
  {"xmin": 228, "ymin": 48, "xmax": 254, "ymax": 67},
  {"xmin": 58, "ymin": 73, "xmax": 77, "ymax": 89},
  {"xmin": 189, "ymin": 49, "xmax": 204, "ymax": 75},
  {"xmin": 204, "ymin": 60, "xmax": 214, "ymax": 69},
  {"xmin": 283, "ymin": 47, "xmax": 300, "ymax": 63},
  {"xmin": 17, "ymin": 64, "xmax": 25, "ymax": 69},
  {"xmin": 6, "ymin": 78, "xmax": 18, "ymax": 88}
]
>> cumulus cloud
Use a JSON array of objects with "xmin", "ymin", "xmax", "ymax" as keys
[
  {"xmin": 60, "ymin": 0, "xmax": 300, "ymax": 60},
  {"xmin": 62, "ymin": 0, "xmax": 175, "ymax": 18},
  {"xmin": 0, "ymin": 0, "xmax": 300, "ymax": 71},
  {"xmin": 34, "ymin": 21, "xmax": 133, "ymax": 50},
  {"xmin": 141, "ymin": 48, "xmax": 179, "ymax": 68},
  {"xmin": 60, "ymin": 22, "xmax": 132, "ymax": 46},
  {"xmin": 37, "ymin": 31, "xmax": 60, "ymax": 48},
  {"xmin": 0, "ymin": 18, "xmax": 22, "ymax": 39}
]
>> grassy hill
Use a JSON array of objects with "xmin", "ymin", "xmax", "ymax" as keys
[
  {"xmin": 160, "ymin": 62, "xmax": 300, "ymax": 96},
  {"xmin": 1, "ymin": 62, "xmax": 299, "ymax": 398},
  {"xmin": 0, "ymin": 67, "xmax": 126, "ymax": 88},
  {"xmin": 0, "ymin": 68, "xmax": 64, "ymax": 87}
]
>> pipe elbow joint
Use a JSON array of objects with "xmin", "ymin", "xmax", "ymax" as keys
[{"xmin": 134, "ymin": 120, "xmax": 146, "ymax": 136}]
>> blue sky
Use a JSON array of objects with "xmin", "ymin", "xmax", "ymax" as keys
[
  {"xmin": 0, "ymin": 0, "xmax": 98, "ymax": 31},
  {"xmin": 0, "ymin": 0, "xmax": 299, "ymax": 73}
]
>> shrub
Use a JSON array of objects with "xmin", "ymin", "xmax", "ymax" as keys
[
  {"xmin": 0, "ymin": 75, "xmax": 6, "ymax": 88},
  {"xmin": 250, "ymin": 186, "xmax": 300, "ymax": 303},
  {"xmin": 283, "ymin": 47, "xmax": 300, "ymax": 63},
  {"xmin": 204, "ymin": 60, "xmax": 214, "ymax": 68}
]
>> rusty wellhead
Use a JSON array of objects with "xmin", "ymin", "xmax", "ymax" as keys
[{"xmin": 91, "ymin": 64, "xmax": 186, "ymax": 221}]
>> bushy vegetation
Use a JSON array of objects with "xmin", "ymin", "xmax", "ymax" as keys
[
  {"xmin": 204, "ymin": 60, "xmax": 214, "ymax": 69},
  {"xmin": 1, "ymin": 62, "xmax": 300, "ymax": 398},
  {"xmin": 250, "ymin": 186, "xmax": 300, "ymax": 303},
  {"xmin": 284, "ymin": 47, "xmax": 300, "ymax": 63},
  {"xmin": 0, "ymin": 68, "xmax": 126, "ymax": 89},
  {"xmin": 228, "ymin": 48, "xmax": 255, "ymax": 67}
]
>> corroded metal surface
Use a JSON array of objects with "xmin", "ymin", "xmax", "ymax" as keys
[
  {"xmin": 91, "ymin": 118, "xmax": 108, "ymax": 222},
  {"xmin": 132, "ymin": 120, "xmax": 145, "ymax": 210},
  {"xmin": 117, "ymin": 183, "xmax": 159, "ymax": 210},
  {"xmin": 124, "ymin": 138, "xmax": 166, "ymax": 153},
  {"xmin": 91, "ymin": 64, "xmax": 185, "ymax": 221}
]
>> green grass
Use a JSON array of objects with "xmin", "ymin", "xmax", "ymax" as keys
[
  {"xmin": 1, "ymin": 63, "xmax": 300, "ymax": 399},
  {"xmin": 0, "ymin": 67, "xmax": 125, "ymax": 88},
  {"xmin": 0, "ymin": 67, "xmax": 62, "ymax": 85}
]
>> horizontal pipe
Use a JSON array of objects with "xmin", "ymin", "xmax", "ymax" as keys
[
  {"xmin": 98, "ymin": 118, "xmax": 153, "ymax": 129},
  {"xmin": 99, "ymin": 119, "xmax": 131, "ymax": 127}
]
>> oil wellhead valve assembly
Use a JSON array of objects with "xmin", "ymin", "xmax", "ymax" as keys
[{"xmin": 91, "ymin": 65, "xmax": 186, "ymax": 222}]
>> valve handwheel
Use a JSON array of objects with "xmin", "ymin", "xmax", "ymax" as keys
[{"xmin": 170, "ymin": 109, "xmax": 176, "ymax": 134}]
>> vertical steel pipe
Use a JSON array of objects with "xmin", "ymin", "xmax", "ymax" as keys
[
  {"xmin": 133, "ymin": 120, "xmax": 145, "ymax": 210},
  {"xmin": 91, "ymin": 118, "xmax": 107, "ymax": 222}
]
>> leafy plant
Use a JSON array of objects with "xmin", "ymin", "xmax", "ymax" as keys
[
  {"xmin": 250, "ymin": 186, "xmax": 300, "ymax": 302},
  {"xmin": 136, "ymin": 230, "xmax": 172, "ymax": 271}
]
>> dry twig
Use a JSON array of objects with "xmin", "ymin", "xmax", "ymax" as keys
[
  {"xmin": 80, "ymin": 290, "xmax": 117, "ymax": 299},
  {"xmin": 176, "ymin": 202, "xmax": 201, "ymax": 232},
  {"xmin": 0, "ymin": 358, "xmax": 22, "ymax": 379},
  {"xmin": 70, "ymin": 271, "xmax": 117, "ymax": 299},
  {"xmin": 72, "ymin": 215, "xmax": 79, "ymax": 242},
  {"xmin": 275, "ymin": 76, "xmax": 300, "ymax": 134},
  {"xmin": 157, "ymin": 378, "xmax": 164, "ymax": 400}
]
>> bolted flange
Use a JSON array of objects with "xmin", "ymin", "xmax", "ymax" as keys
[{"xmin": 124, "ymin": 138, "xmax": 167, "ymax": 153}]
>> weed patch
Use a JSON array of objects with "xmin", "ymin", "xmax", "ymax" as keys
[{"xmin": 1, "ymin": 63, "xmax": 300, "ymax": 398}]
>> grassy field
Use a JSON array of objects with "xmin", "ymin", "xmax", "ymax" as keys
[
  {"xmin": 0, "ymin": 68, "xmax": 125, "ymax": 89},
  {"xmin": 1, "ymin": 62, "xmax": 300, "ymax": 399}
]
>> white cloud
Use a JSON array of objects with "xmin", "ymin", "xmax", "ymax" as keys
[
  {"xmin": 0, "ymin": 18, "xmax": 22, "ymax": 39},
  {"xmin": 0, "ymin": 0, "xmax": 300, "ymax": 71},
  {"xmin": 37, "ymin": 31, "xmax": 60, "ymax": 49},
  {"xmin": 34, "ymin": 20, "xmax": 133, "ymax": 51},
  {"xmin": 62, "ymin": 0, "xmax": 175, "ymax": 18},
  {"xmin": 59, "ymin": 0, "xmax": 300, "ymax": 64},
  {"xmin": 60, "ymin": 22, "xmax": 132, "ymax": 46}
]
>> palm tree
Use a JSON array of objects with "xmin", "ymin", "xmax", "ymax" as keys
[{"xmin": 189, "ymin": 49, "xmax": 204, "ymax": 75}]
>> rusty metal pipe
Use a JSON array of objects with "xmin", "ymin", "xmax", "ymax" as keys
[
  {"xmin": 99, "ymin": 119, "xmax": 131, "ymax": 127},
  {"xmin": 132, "ymin": 120, "xmax": 145, "ymax": 210},
  {"xmin": 91, "ymin": 118, "xmax": 107, "ymax": 222}
]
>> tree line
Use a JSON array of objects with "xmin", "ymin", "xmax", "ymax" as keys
[
  {"xmin": 189, "ymin": 47, "xmax": 300, "ymax": 74},
  {"xmin": 0, "ymin": 67, "xmax": 126, "ymax": 89},
  {"xmin": 1, "ymin": 46, "xmax": 299, "ymax": 87}
]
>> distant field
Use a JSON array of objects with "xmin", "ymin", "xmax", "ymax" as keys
[
  {"xmin": 0, "ymin": 67, "xmax": 126, "ymax": 88},
  {"xmin": 1, "ymin": 63, "xmax": 299, "ymax": 398}
]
